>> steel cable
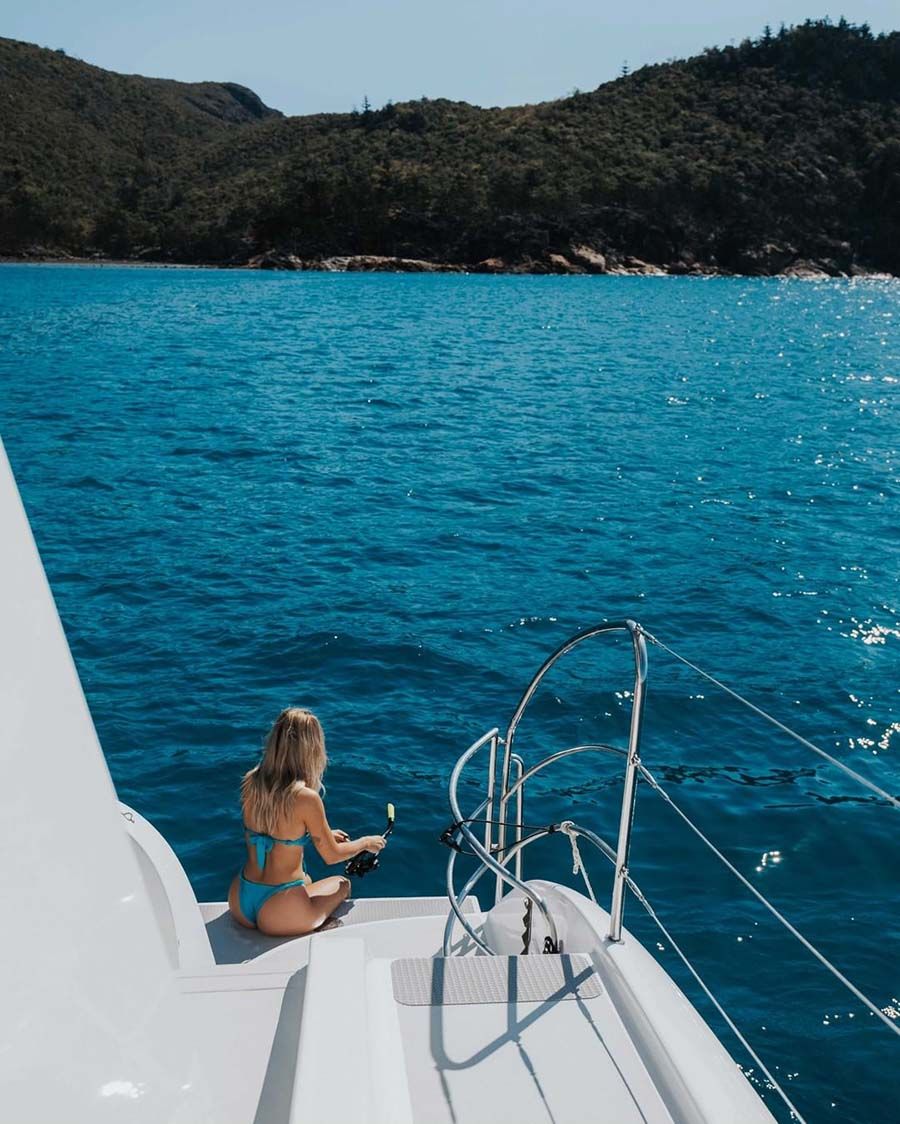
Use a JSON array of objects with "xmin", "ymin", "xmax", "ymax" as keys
[
  {"xmin": 639, "ymin": 762, "xmax": 900, "ymax": 1040},
  {"xmin": 640, "ymin": 629, "xmax": 900, "ymax": 811}
]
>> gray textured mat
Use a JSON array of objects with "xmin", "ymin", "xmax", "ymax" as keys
[
  {"xmin": 392, "ymin": 954, "xmax": 601, "ymax": 1006},
  {"xmin": 337, "ymin": 896, "xmax": 476, "ymax": 923}
]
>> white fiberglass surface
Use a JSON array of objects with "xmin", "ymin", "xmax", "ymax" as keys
[
  {"xmin": 178, "ymin": 970, "xmax": 305, "ymax": 1124},
  {"xmin": 0, "ymin": 441, "xmax": 212, "ymax": 1123},
  {"xmin": 396, "ymin": 984, "xmax": 674, "ymax": 1124},
  {"xmin": 486, "ymin": 883, "xmax": 776, "ymax": 1124}
]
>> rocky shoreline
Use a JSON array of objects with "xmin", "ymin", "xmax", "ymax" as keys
[
  {"xmin": 4, "ymin": 244, "xmax": 895, "ymax": 280},
  {"xmin": 7, "ymin": 28, "xmax": 900, "ymax": 284}
]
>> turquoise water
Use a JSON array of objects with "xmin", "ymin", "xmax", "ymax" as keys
[{"xmin": 1, "ymin": 264, "xmax": 898, "ymax": 1120}]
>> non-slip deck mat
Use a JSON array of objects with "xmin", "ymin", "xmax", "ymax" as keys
[
  {"xmin": 392, "ymin": 954, "xmax": 601, "ymax": 1006},
  {"xmin": 337, "ymin": 896, "xmax": 476, "ymax": 923}
]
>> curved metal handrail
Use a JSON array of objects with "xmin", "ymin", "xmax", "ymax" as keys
[
  {"xmin": 445, "ymin": 621, "xmax": 649, "ymax": 953},
  {"xmin": 499, "ymin": 742, "xmax": 624, "ymax": 805},
  {"xmin": 443, "ymin": 742, "xmax": 622, "ymax": 948},
  {"xmin": 496, "ymin": 622, "xmax": 647, "ymax": 903},
  {"xmin": 443, "ymin": 742, "xmax": 622, "ymax": 867},
  {"xmin": 493, "ymin": 620, "xmax": 647, "ymax": 938},
  {"xmin": 445, "ymin": 743, "xmax": 622, "ymax": 851},
  {"xmin": 444, "ymin": 853, "xmax": 492, "ymax": 954},
  {"xmin": 447, "ymin": 730, "xmax": 560, "ymax": 955},
  {"xmin": 443, "ymin": 827, "xmax": 556, "ymax": 955},
  {"xmin": 443, "ymin": 750, "xmax": 526, "ymax": 954},
  {"xmin": 498, "ymin": 620, "xmax": 647, "ymax": 827}
]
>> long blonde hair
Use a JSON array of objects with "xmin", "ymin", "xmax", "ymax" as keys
[{"xmin": 241, "ymin": 708, "xmax": 327, "ymax": 833}]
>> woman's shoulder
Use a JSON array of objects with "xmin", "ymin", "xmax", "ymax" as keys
[
  {"xmin": 290, "ymin": 784, "xmax": 323, "ymax": 833},
  {"xmin": 291, "ymin": 782, "xmax": 322, "ymax": 807}
]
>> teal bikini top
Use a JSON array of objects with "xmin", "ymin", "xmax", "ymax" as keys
[{"xmin": 244, "ymin": 826, "xmax": 309, "ymax": 872}]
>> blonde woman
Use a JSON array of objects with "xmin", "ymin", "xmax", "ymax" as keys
[{"xmin": 228, "ymin": 708, "xmax": 386, "ymax": 936}]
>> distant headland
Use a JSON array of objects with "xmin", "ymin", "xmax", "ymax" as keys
[{"xmin": 2, "ymin": 20, "xmax": 899, "ymax": 277}]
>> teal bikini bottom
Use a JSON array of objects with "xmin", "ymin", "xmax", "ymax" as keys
[{"xmin": 238, "ymin": 872, "xmax": 310, "ymax": 926}]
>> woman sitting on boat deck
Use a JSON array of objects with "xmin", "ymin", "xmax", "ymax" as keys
[{"xmin": 228, "ymin": 707, "xmax": 386, "ymax": 936}]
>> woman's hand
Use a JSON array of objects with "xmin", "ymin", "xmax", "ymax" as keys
[
  {"xmin": 363, "ymin": 835, "xmax": 386, "ymax": 853},
  {"xmin": 332, "ymin": 829, "xmax": 350, "ymax": 843}
]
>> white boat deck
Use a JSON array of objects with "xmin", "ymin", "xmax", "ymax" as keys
[
  {"xmin": 390, "ymin": 954, "xmax": 674, "ymax": 1124},
  {"xmin": 183, "ymin": 901, "xmax": 679, "ymax": 1124},
  {"xmin": 182, "ymin": 902, "xmax": 679, "ymax": 1124},
  {"xmin": 124, "ymin": 794, "xmax": 773, "ymax": 1124},
  {"xmin": 182, "ymin": 903, "xmax": 487, "ymax": 1124}
]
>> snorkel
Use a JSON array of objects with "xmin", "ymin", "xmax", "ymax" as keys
[{"xmin": 345, "ymin": 803, "xmax": 394, "ymax": 878}]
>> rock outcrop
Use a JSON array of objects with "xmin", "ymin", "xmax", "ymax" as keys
[
  {"xmin": 608, "ymin": 257, "xmax": 666, "ymax": 276},
  {"xmin": 246, "ymin": 250, "xmax": 304, "ymax": 270},
  {"xmin": 781, "ymin": 260, "xmax": 834, "ymax": 279},
  {"xmin": 545, "ymin": 253, "xmax": 584, "ymax": 274},
  {"xmin": 320, "ymin": 255, "xmax": 460, "ymax": 272},
  {"xmin": 569, "ymin": 245, "xmax": 608, "ymax": 273}
]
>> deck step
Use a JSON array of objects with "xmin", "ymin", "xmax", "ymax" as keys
[
  {"xmin": 391, "ymin": 955, "xmax": 675, "ymax": 1124},
  {"xmin": 291, "ymin": 937, "xmax": 368, "ymax": 1123},
  {"xmin": 290, "ymin": 940, "xmax": 414, "ymax": 1124}
]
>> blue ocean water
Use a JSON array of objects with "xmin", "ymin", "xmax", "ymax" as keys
[{"xmin": 1, "ymin": 264, "xmax": 898, "ymax": 1120}]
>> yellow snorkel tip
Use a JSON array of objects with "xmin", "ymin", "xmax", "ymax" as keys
[{"xmin": 386, "ymin": 802, "xmax": 395, "ymax": 822}]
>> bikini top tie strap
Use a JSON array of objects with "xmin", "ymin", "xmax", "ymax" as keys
[
  {"xmin": 244, "ymin": 827, "xmax": 309, "ymax": 871},
  {"xmin": 245, "ymin": 829, "xmax": 274, "ymax": 872}
]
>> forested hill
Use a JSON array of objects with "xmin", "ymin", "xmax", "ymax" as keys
[{"xmin": 2, "ymin": 20, "xmax": 899, "ymax": 275}]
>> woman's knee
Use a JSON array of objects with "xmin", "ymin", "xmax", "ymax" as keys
[
  {"xmin": 310, "ymin": 875, "xmax": 351, "ymax": 898},
  {"xmin": 327, "ymin": 876, "xmax": 351, "ymax": 907}
]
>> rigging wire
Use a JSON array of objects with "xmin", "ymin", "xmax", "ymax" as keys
[
  {"xmin": 626, "ymin": 874, "xmax": 807, "ymax": 1124},
  {"xmin": 639, "ymin": 628, "xmax": 900, "ymax": 811},
  {"xmin": 639, "ymin": 762, "xmax": 900, "ymax": 1040},
  {"xmin": 441, "ymin": 816, "xmax": 556, "ymax": 856},
  {"xmin": 447, "ymin": 815, "xmax": 555, "ymax": 833}
]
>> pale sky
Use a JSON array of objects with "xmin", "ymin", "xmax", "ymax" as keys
[{"xmin": 3, "ymin": 1, "xmax": 897, "ymax": 116}]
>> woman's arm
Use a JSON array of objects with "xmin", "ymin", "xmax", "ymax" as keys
[{"xmin": 297, "ymin": 789, "xmax": 385, "ymax": 866}]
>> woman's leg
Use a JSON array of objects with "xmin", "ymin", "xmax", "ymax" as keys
[{"xmin": 256, "ymin": 876, "xmax": 350, "ymax": 938}]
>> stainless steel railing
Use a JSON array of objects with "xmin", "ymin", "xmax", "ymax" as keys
[
  {"xmin": 444, "ymin": 619, "xmax": 648, "ymax": 953},
  {"xmin": 443, "ymin": 618, "xmax": 900, "ymax": 1122},
  {"xmin": 495, "ymin": 620, "xmax": 647, "ymax": 934},
  {"xmin": 444, "ymin": 730, "xmax": 559, "ymax": 955}
]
